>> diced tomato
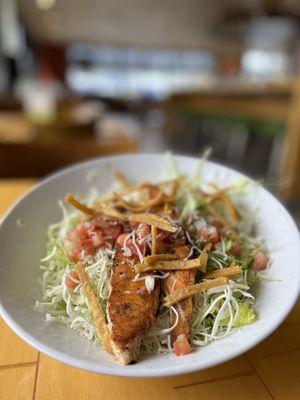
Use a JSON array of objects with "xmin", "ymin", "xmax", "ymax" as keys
[
  {"xmin": 231, "ymin": 241, "xmax": 242, "ymax": 256},
  {"xmin": 75, "ymin": 223, "xmax": 90, "ymax": 240},
  {"xmin": 67, "ymin": 217, "xmax": 118, "ymax": 260},
  {"xmin": 116, "ymin": 233, "xmax": 131, "ymax": 248},
  {"xmin": 102, "ymin": 224, "xmax": 122, "ymax": 243},
  {"xmin": 116, "ymin": 232, "xmax": 145, "ymax": 259},
  {"xmin": 196, "ymin": 224, "xmax": 219, "ymax": 244},
  {"xmin": 89, "ymin": 231, "xmax": 104, "ymax": 247},
  {"xmin": 136, "ymin": 223, "xmax": 150, "ymax": 241},
  {"xmin": 93, "ymin": 217, "xmax": 123, "ymax": 244},
  {"xmin": 173, "ymin": 334, "xmax": 192, "ymax": 356},
  {"xmin": 130, "ymin": 221, "xmax": 140, "ymax": 230},
  {"xmin": 82, "ymin": 238, "xmax": 95, "ymax": 255},
  {"xmin": 252, "ymin": 250, "xmax": 268, "ymax": 271},
  {"xmin": 65, "ymin": 271, "xmax": 80, "ymax": 289}
]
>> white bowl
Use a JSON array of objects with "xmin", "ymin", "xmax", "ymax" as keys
[{"xmin": 0, "ymin": 154, "xmax": 299, "ymax": 377}]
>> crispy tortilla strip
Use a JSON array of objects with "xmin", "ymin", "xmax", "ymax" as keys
[
  {"xmin": 135, "ymin": 255, "xmax": 206, "ymax": 273},
  {"xmin": 207, "ymin": 190, "xmax": 238, "ymax": 228},
  {"xmin": 144, "ymin": 253, "xmax": 177, "ymax": 265},
  {"xmin": 130, "ymin": 213, "xmax": 177, "ymax": 233},
  {"xmin": 220, "ymin": 193, "xmax": 238, "ymax": 227},
  {"xmin": 198, "ymin": 243, "xmax": 212, "ymax": 273},
  {"xmin": 205, "ymin": 264, "xmax": 242, "ymax": 279},
  {"xmin": 65, "ymin": 194, "xmax": 127, "ymax": 222},
  {"xmin": 163, "ymin": 202, "xmax": 172, "ymax": 214},
  {"xmin": 206, "ymin": 202, "xmax": 228, "ymax": 228},
  {"xmin": 97, "ymin": 205, "xmax": 128, "ymax": 222},
  {"xmin": 98, "ymin": 182, "xmax": 150, "ymax": 206},
  {"xmin": 164, "ymin": 277, "xmax": 228, "ymax": 307},
  {"xmin": 65, "ymin": 194, "xmax": 95, "ymax": 215},
  {"xmin": 114, "ymin": 190, "xmax": 164, "ymax": 212},
  {"xmin": 75, "ymin": 263, "xmax": 113, "ymax": 354},
  {"xmin": 151, "ymin": 225, "xmax": 157, "ymax": 255},
  {"xmin": 113, "ymin": 171, "xmax": 132, "ymax": 190}
]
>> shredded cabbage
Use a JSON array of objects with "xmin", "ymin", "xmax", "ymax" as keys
[{"xmin": 232, "ymin": 302, "xmax": 257, "ymax": 327}]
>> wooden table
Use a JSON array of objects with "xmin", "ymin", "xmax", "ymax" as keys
[{"xmin": 1, "ymin": 180, "xmax": 300, "ymax": 400}]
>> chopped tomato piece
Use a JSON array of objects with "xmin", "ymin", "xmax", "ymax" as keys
[
  {"xmin": 116, "ymin": 232, "xmax": 146, "ymax": 259},
  {"xmin": 252, "ymin": 250, "xmax": 268, "ymax": 271},
  {"xmin": 67, "ymin": 216, "xmax": 121, "ymax": 260},
  {"xmin": 173, "ymin": 334, "xmax": 192, "ymax": 356},
  {"xmin": 130, "ymin": 221, "xmax": 140, "ymax": 230},
  {"xmin": 136, "ymin": 223, "xmax": 150, "ymax": 241},
  {"xmin": 231, "ymin": 241, "xmax": 242, "ymax": 256},
  {"xmin": 75, "ymin": 223, "xmax": 90, "ymax": 240},
  {"xmin": 95, "ymin": 216, "xmax": 123, "ymax": 243},
  {"xmin": 102, "ymin": 224, "xmax": 122, "ymax": 243},
  {"xmin": 196, "ymin": 224, "xmax": 219, "ymax": 244},
  {"xmin": 65, "ymin": 271, "xmax": 80, "ymax": 289},
  {"xmin": 116, "ymin": 233, "xmax": 130, "ymax": 248},
  {"xmin": 81, "ymin": 238, "xmax": 95, "ymax": 256}
]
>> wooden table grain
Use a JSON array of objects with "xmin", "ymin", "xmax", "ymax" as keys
[{"xmin": 0, "ymin": 179, "xmax": 299, "ymax": 400}]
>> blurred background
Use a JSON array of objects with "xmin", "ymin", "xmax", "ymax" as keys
[{"xmin": 1, "ymin": 0, "xmax": 300, "ymax": 219}]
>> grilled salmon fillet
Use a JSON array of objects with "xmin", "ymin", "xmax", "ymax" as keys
[
  {"xmin": 107, "ymin": 249, "xmax": 160, "ymax": 364},
  {"xmin": 164, "ymin": 245, "xmax": 195, "ymax": 354}
]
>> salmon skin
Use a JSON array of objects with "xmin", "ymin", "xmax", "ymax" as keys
[
  {"xmin": 106, "ymin": 249, "xmax": 160, "ymax": 364},
  {"xmin": 164, "ymin": 245, "xmax": 195, "ymax": 353}
]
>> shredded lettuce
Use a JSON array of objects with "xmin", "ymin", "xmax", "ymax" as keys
[{"xmin": 233, "ymin": 302, "xmax": 257, "ymax": 327}]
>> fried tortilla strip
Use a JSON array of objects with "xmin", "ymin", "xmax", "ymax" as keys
[
  {"xmin": 164, "ymin": 277, "xmax": 228, "ymax": 307},
  {"xmin": 207, "ymin": 186, "xmax": 239, "ymax": 228},
  {"xmin": 113, "ymin": 171, "xmax": 132, "ymax": 190},
  {"xmin": 98, "ymin": 183, "xmax": 149, "ymax": 205},
  {"xmin": 75, "ymin": 262, "xmax": 113, "ymax": 354},
  {"xmin": 205, "ymin": 264, "xmax": 242, "ymax": 279},
  {"xmin": 220, "ymin": 193, "xmax": 239, "ymax": 227},
  {"xmin": 65, "ymin": 194, "xmax": 95, "ymax": 215},
  {"xmin": 97, "ymin": 205, "xmax": 128, "ymax": 222},
  {"xmin": 151, "ymin": 225, "xmax": 157, "ymax": 255},
  {"xmin": 134, "ymin": 256, "xmax": 206, "ymax": 273},
  {"xmin": 206, "ymin": 202, "xmax": 228, "ymax": 228},
  {"xmin": 144, "ymin": 253, "xmax": 177, "ymax": 265},
  {"xmin": 114, "ymin": 190, "xmax": 164, "ymax": 212},
  {"xmin": 65, "ymin": 194, "xmax": 127, "ymax": 222},
  {"xmin": 163, "ymin": 202, "xmax": 172, "ymax": 214},
  {"xmin": 130, "ymin": 213, "xmax": 177, "ymax": 233}
]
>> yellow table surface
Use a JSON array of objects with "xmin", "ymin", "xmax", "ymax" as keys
[{"xmin": 0, "ymin": 179, "xmax": 299, "ymax": 400}]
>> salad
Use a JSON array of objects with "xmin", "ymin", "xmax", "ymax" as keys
[{"xmin": 36, "ymin": 156, "xmax": 269, "ymax": 364}]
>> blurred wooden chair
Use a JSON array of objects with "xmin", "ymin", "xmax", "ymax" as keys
[{"xmin": 163, "ymin": 79, "xmax": 300, "ymax": 202}]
